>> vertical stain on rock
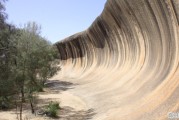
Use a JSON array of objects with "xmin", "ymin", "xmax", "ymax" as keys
[{"xmin": 54, "ymin": 0, "xmax": 179, "ymax": 119}]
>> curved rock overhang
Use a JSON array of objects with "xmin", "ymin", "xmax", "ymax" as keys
[{"xmin": 55, "ymin": 0, "xmax": 179, "ymax": 119}]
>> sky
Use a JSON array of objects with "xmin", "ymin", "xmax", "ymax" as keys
[{"xmin": 5, "ymin": 0, "xmax": 107, "ymax": 43}]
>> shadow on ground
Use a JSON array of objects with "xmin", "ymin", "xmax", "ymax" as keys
[
  {"xmin": 59, "ymin": 107, "xmax": 96, "ymax": 120},
  {"xmin": 36, "ymin": 107, "xmax": 95, "ymax": 120},
  {"xmin": 44, "ymin": 80, "xmax": 76, "ymax": 92}
]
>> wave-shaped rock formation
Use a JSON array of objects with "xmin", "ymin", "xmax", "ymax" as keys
[{"xmin": 55, "ymin": 0, "xmax": 179, "ymax": 119}]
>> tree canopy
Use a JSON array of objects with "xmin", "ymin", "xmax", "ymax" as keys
[{"xmin": 0, "ymin": 1, "xmax": 60, "ymax": 119}]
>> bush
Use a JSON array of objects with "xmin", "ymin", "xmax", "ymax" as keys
[
  {"xmin": 0, "ymin": 96, "xmax": 13, "ymax": 110},
  {"xmin": 46, "ymin": 101, "xmax": 60, "ymax": 117}
]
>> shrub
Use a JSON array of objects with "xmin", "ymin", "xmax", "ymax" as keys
[
  {"xmin": 46, "ymin": 101, "xmax": 60, "ymax": 117},
  {"xmin": 0, "ymin": 96, "xmax": 14, "ymax": 110}
]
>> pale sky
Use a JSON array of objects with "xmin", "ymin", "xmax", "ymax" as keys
[{"xmin": 5, "ymin": 0, "xmax": 107, "ymax": 43}]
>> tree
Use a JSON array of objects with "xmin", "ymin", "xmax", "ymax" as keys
[
  {"xmin": 0, "ymin": 1, "xmax": 60, "ymax": 119},
  {"xmin": 0, "ymin": 0, "xmax": 7, "ymax": 28},
  {"xmin": 14, "ymin": 22, "xmax": 60, "ymax": 116},
  {"xmin": 0, "ymin": 0, "xmax": 18, "ymax": 110}
]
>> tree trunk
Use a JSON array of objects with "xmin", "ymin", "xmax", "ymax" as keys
[
  {"xmin": 30, "ymin": 97, "xmax": 35, "ymax": 114},
  {"xmin": 20, "ymin": 95, "xmax": 23, "ymax": 120},
  {"xmin": 21, "ymin": 86, "xmax": 25, "ymax": 102}
]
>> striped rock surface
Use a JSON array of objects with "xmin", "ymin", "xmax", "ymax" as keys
[{"xmin": 55, "ymin": 0, "xmax": 179, "ymax": 119}]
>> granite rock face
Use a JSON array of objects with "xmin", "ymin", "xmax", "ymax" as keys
[{"xmin": 55, "ymin": 0, "xmax": 179, "ymax": 119}]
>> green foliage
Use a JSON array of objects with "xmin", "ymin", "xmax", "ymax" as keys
[
  {"xmin": 46, "ymin": 101, "xmax": 60, "ymax": 117},
  {"xmin": 12, "ymin": 22, "xmax": 60, "ymax": 114},
  {"xmin": 0, "ymin": 95, "xmax": 15, "ymax": 110},
  {"xmin": 0, "ymin": 96, "xmax": 9, "ymax": 110},
  {"xmin": 13, "ymin": 23, "xmax": 60, "ymax": 99},
  {"xmin": 0, "ymin": 0, "xmax": 19, "ymax": 104},
  {"xmin": 47, "ymin": 101, "xmax": 60, "ymax": 109},
  {"xmin": 0, "ymin": 21, "xmax": 60, "ymax": 111},
  {"xmin": 0, "ymin": 3, "xmax": 60, "ymax": 120},
  {"xmin": 0, "ymin": 0, "xmax": 7, "ymax": 27}
]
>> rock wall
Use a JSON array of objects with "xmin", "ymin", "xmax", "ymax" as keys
[{"xmin": 55, "ymin": 0, "xmax": 179, "ymax": 119}]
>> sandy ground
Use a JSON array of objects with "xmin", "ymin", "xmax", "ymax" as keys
[{"xmin": 0, "ymin": 79, "xmax": 91, "ymax": 120}]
